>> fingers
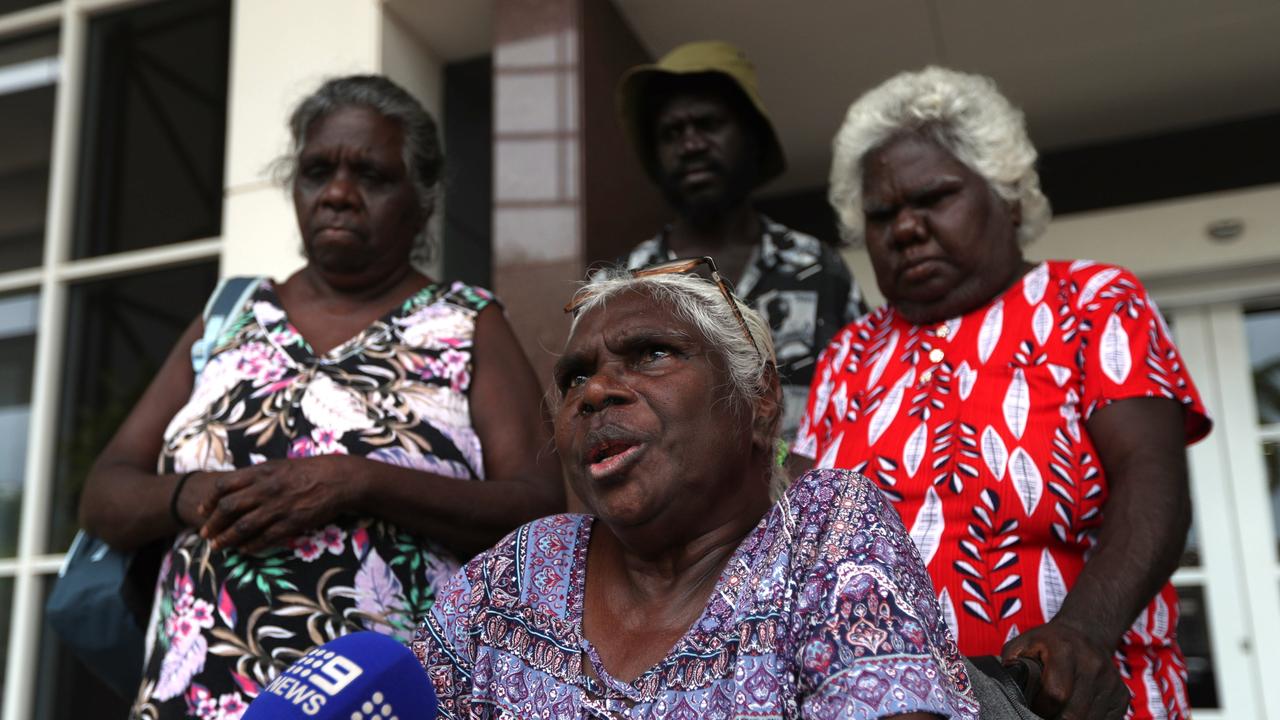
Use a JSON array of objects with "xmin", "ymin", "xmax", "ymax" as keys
[
  {"xmin": 1002, "ymin": 635, "xmax": 1061, "ymax": 718},
  {"xmin": 1101, "ymin": 668, "xmax": 1132, "ymax": 720},
  {"xmin": 1057, "ymin": 659, "xmax": 1091, "ymax": 720},
  {"xmin": 1055, "ymin": 645, "xmax": 1128, "ymax": 720},
  {"xmin": 197, "ymin": 466, "xmax": 260, "ymax": 516},
  {"xmin": 1103, "ymin": 696, "xmax": 1130, "ymax": 720},
  {"xmin": 200, "ymin": 483, "xmax": 268, "ymax": 543},
  {"xmin": 1000, "ymin": 636, "xmax": 1026, "ymax": 664},
  {"xmin": 197, "ymin": 457, "xmax": 352, "ymax": 553},
  {"xmin": 1034, "ymin": 643, "xmax": 1074, "ymax": 718},
  {"xmin": 207, "ymin": 504, "xmax": 285, "ymax": 553},
  {"xmin": 1001, "ymin": 618, "xmax": 1139, "ymax": 720}
]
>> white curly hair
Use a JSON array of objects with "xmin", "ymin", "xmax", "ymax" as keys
[
  {"xmin": 561, "ymin": 269, "xmax": 787, "ymax": 495},
  {"xmin": 828, "ymin": 66, "xmax": 1051, "ymax": 246}
]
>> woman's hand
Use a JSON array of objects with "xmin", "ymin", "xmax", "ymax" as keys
[
  {"xmin": 79, "ymin": 318, "xmax": 204, "ymax": 550},
  {"xmin": 197, "ymin": 455, "xmax": 360, "ymax": 554},
  {"xmin": 999, "ymin": 396, "xmax": 1189, "ymax": 719},
  {"xmin": 1002, "ymin": 619, "xmax": 1129, "ymax": 719},
  {"xmin": 85, "ymin": 297, "xmax": 562, "ymax": 558},
  {"xmin": 347, "ymin": 304, "xmax": 565, "ymax": 558}
]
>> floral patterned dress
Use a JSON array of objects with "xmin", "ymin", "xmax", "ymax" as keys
[
  {"xmin": 132, "ymin": 279, "xmax": 495, "ymax": 720},
  {"xmin": 413, "ymin": 469, "xmax": 979, "ymax": 719},
  {"xmin": 793, "ymin": 261, "xmax": 1211, "ymax": 719}
]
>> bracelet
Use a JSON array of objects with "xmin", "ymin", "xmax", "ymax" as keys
[{"xmin": 170, "ymin": 471, "xmax": 198, "ymax": 526}]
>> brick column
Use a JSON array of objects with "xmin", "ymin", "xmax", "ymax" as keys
[{"xmin": 491, "ymin": 0, "xmax": 666, "ymax": 387}]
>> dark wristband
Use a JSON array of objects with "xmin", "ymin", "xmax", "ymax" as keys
[{"xmin": 169, "ymin": 471, "xmax": 198, "ymax": 526}]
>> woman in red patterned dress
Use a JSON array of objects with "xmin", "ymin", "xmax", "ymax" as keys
[{"xmin": 791, "ymin": 67, "xmax": 1211, "ymax": 720}]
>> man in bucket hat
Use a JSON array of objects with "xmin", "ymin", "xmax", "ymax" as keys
[{"xmin": 617, "ymin": 40, "xmax": 866, "ymax": 437}]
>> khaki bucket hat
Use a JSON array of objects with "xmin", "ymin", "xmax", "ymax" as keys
[{"xmin": 617, "ymin": 40, "xmax": 786, "ymax": 188}]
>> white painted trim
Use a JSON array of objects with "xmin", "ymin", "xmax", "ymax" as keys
[
  {"xmin": 1145, "ymin": 261, "xmax": 1280, "ymax": 311},
  {"xmin": 0, "ymin": 3, "xmax": 221, "ymax": 714},
  {"xmin": 1205, "ymin": 303, "xmax": 1280, "ymax": 719},
  {"xmin": 2, "ymin": 3, "xmax": 82, "ymax": 717},
  {"xmin": 0, "ymin": 2, "xmax": 59, "ymax": 40},
  {"xmin": 0, "ymin": 556, "xmax": 65, "ymax": 576},
  {"xmin": 1170, "ymin": 307, "xmax": 1263, "ymax": 717},
  {"xmin": 0, "ymin": 238, "xmax": 221, "ymax": 290},
  {"xmin": 75, "ymin": 0, "xmax": 163, "ymax": 15},
  {"xmin": 1037, "ymin": 184, "xmax": 1280, "ymax": 281},
  {"xmin": 55, "ymin": 236, "xmax": 221, "ymax": 282},
  {"xmin": 28, "ymin": 555, "xmax": 71, "ymax": 573},
  {"xmin": 0, "ymin": 268, "xmax": 42, "ymax": 294}
]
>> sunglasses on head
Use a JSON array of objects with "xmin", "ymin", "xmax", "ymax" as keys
[{"xmin": 564, "ymin": 256, "xmax": 762, "ymax": 362}]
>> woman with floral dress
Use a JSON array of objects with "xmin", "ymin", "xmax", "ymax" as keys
[
  {"xmin": 78, "ymin": 75, "xmax": 563, "ymax": 720},
  {"xmin": 792, "ymin": 67, "xmax": 1211, "ymax": 719}
]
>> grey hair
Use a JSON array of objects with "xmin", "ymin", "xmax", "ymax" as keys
[
  {"xmin": 274, "ymin": 75, "xmax": 443, "ymax": 264},
  {"xmin": 563, "ymin": 270, "xmax": 788, "ymax": 495},
  {"xmin": 829, "ymin": 66, "xmax": 1051, "ymax": 246}
]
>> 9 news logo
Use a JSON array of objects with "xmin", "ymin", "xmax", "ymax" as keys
[{"xmin": 261, "ymin": 647, "xmax": 364, "ymax": 716}]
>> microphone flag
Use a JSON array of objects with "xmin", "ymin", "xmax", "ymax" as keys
[{"xmin": 243, "ymin": 631, "xmax": 437, "ymax": 719}]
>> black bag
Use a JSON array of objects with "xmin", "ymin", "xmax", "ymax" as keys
[
  {"xmin": 45, "ymin": 533, "xmax": 158, "ymax": 698},
  {"xmin": 965, "ymin": 655, "xmax": 1044, "ymax": 719},
  {"xmin": 45, "ymin": 276, "xmax": 262, "ymax": 698}
]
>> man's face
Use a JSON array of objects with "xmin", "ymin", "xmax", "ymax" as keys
[{"xmin": 652, "ymin": 90, "xmax": 759, "ymax": 220}]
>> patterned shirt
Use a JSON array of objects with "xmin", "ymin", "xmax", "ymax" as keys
[
  {"xmin": 413, "ymin": 469, "xmax": 979, "ymax": 719},
  {"xmin": 133, "ymin": 279, "xmax": 495, "ymax": 720},
  {"xmin": 623, "ymin": 216, "xmax": 866, "ymax": 435},
  {"xmin": 793, "ymin": 261, "xmax": 1211, "ymax": 719}
]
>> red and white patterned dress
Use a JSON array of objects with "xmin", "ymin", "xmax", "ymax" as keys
[{"xmin": 793, "ymin": 260, "xmax": 1211, "ymax": 719}]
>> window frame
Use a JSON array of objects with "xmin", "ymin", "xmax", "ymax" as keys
[
  {"xmin": 0, "ymin": 2, "xmax": 222, "ymax": 717},
  {"xmin": 1160, "ymin": 277, "xmax": 1280, "ymax": 720}
]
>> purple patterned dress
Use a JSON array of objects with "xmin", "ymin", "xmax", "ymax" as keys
[
  {"xmin": 132, "ymin": 279, "xmax": 495, "ymax": 720},
  {"xmin": 413, "ymin": 469, "xmax": 979, "ymax": 719}
]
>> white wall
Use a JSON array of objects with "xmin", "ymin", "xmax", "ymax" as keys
[
  {"xmin": 843, "ymin": 183, "xmax": 1280, "ymax": 310},
  {"xmin": 220, "ymin": 0, "xmax": 447, "ymax": 282},
  {"xmin": 380, "ymin": 8, "xmax": 445, "ymax": 280},
  {"xmin": 381, "ymin": 10, "xmax": 443, "ymax": 119}
]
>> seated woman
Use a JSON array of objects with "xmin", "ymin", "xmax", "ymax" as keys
[
  {"xmin": 413, "ymin": 261, "xmax": 978, "ymax": 719},
  {"xmin": 793, "ymin": 67, "xmax": 1212, "ymax": 719}
]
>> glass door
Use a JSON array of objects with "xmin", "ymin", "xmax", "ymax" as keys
[{"xmin": 1166, "ymin": 299, "xmax": 1280, "ymax": 720}]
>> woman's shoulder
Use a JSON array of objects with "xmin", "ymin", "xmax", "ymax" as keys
[
  {"xmin": 783, "ymin": 469, "xmax": 977, "ymax": 714},
  {"xmin": 436, "ymin": 281, "xmax": 499, "ymax": 314},
  {"xmin": 396, "ymin": 281, "xmax": 499, "ymax": 337},
  {"xmin": 789, "ymin": 467, "xmax": 876, "ymax": 503},
  {"xmin": 789, "ymin": 468, "xmax": 894, "ymax": 509},
  {"xmin": 782, "ymin": 469, "xmax": 946, "ymax": 607},
  {"xmin": 817, "ymin": 305, "xmax": 896, "ymax": 364},
  {"xmin": 1044, "ymin": 259, "xmax": 1147, "ymax": 295},
  {"xmin": 465, "ymin": 513, "xmax": 588, "ymax": 571},
  {"xmin": 784, "ymin": 469, "xmax": 910, "ymax": 557},
  {"xmin": 456, "ymin": 513, "xmax": 589, "ymax": 611}
]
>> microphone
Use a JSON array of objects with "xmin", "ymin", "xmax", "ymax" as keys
[{"xmin": 243, "ymin": 631, "xmax": 437, "ymax": 719}]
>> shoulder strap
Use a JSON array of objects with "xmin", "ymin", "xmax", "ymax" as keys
[{"xmin": 191, "ymin": 276, "xmax": 262, "ymax": 375}]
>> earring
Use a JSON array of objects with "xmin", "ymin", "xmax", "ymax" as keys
[{"xmin": 774, "ymin": 438, "xmax": 789, "ymax": 468}]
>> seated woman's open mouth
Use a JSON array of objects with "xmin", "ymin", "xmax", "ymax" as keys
[{"xmin": 586, "ymin": 440, "xmax": 645, "ymax": 480}]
